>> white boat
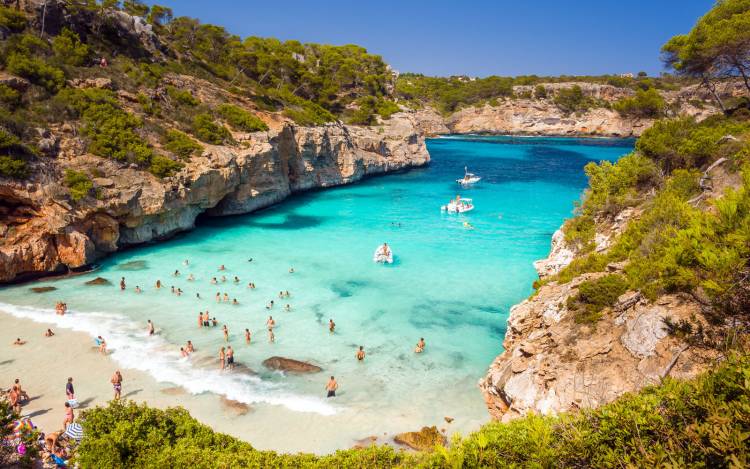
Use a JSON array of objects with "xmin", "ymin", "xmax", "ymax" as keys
[
  {"xmin": 373, "ymin": 244, "xmax": 394, "ymax": 264},
  {"xmin": 441, "ymin": 197, "xmax": 474, "ymax": 213},
  {"xmin": 457, "ymin": 166, "xmax": 481, "ymax": 185}
]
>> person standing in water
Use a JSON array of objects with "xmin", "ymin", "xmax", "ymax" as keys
[
  {"xmin": 328, "ymin": 319, "xmax": 335, "ymax": 334},
  {"xmin": 268, "ymin": 328, "xmax": 275, "ymax": 343},
  {"xmin": 356, "ymin": 346, "xmax": 366, "ymax": 361},
  {"xmin": 111, "ymin": 370, "xmax": 122, "ymax": 400},
  {"xmin": 120, "ymin": 277, "xmax": 126, "ymax": 291},
  {"xmin": 66, "ymin": 377, "xmax": 75, "ymax": 400},
  {"xmin": 415, "ymin": 337, "xmax": 426, "ymax": 353},
  {"xmin": 325, "ymin": 376, "xmax": 338, "ymax": 398},
  {"xmin": 245, "ymin": 329, "xmax": 251, "ymax": 345},
  {"xmin": 147, "ymin": 320, "xmax": 154, "ymax": 336},
  {"xmin": 219, "ymin": 347, "xmax": 226, "ymax": 370},
  {"xmin": 223, "ymin": 325, "xmax": 229, "ymax": 342},
  {"xmin": 226, "ymin": 346, "xmax": 234, "ymax": 370},
  {"xmin": 186, "ymin": 341, "xmax": 194, "ymax": 353}
]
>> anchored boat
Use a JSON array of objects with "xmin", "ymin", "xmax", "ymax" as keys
[{"xmin": 456, "ymin": 166, "xmax": 481, "ymax": 185}]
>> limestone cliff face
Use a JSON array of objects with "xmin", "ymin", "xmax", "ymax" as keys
[{"xmin": 0, "ymin": 113, "xmax": 429, "ymax": 283}]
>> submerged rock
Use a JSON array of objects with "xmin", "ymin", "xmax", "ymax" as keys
[
  {"xmin": 393, "ymin": 426, "xmax": 447, "ymax": 451},
  {"xmin": 30, "ymin": 286, "xmax": 57, "ymax": 293},
  {"xmin": 85, "ymin": 277, "xmax": 111, "ymax": 286},
  {"xmin": 118, "ymin": 260, "xmax": 148, "ymax": 271},
  {"xmin": 262, "ymin": 356, "xmax": 322, "ymax": 373},
  {"xmin": 220, "ymin": 396, "xmax": 251, "ymax": 416}
]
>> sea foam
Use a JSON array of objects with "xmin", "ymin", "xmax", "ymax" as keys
[{"xmin": 0, "ymin": 302, "xmax": 336, "ymax": 416}]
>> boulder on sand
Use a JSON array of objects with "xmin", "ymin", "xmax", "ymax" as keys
[
  {"xmin": 85, "ymin": 277, "xmax": 111, "ymax": 286},
  {"xmin": 393, "ymin": 426, "xmax": 447, "ymax": 451},
  {"xmin": 262, "ymin": 356, "xmax": 322, "ymax": 373}
]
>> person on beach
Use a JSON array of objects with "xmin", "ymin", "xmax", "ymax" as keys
[
  {"xmin": 14, "ymin": 379, "xmax": 29, "ymax": 401},
  {"xmin": 266, "ymin": 316, "xmax": 276, "ymax": 329},
  {"xmin": 96, "ymin": 336, "xmax": 107, "ymax": 354},
  {"xmin": 325, "ymin": 376, "xmax": 338, "ymax": 398},
  {"xmin": 226, "ymin": 346, "xmax": 234, "ymax": 370},
  {"xmin": 329, "ymin": 319, "xmax": 335, "ymax": 334},
  {"xmin": 219, "ymin": 347, "xmax": 226, "ymax": 370},
  {"xmin": 180, "ymin": 347, "xmax": 188, "ymax": 358},
  {"xmin": 186, "ymin": 341, "xmax": 194, "ymax": 353},
  {"xmin": 156, "ymin": 280, "xmax": 161, "ymax": 289},
  {"xmin": 13, "ymin": 337, "xmax": 26, "ymax": 345},
  {"xmin": 120, "ymin": 277, "xmax": 126, "ymax": 290},
  {"xmin": 244, "ymin": 329, "xmax": 251, "ymax": 344},
  {"xmin": 8, "ymin": 386, "xmax": 21, "ymax": 413},
  {"xmin": 223, "ymin": 324, "xmax": 229, "ymax": 342},
  {"xmin": 268, "ymin": 328, "xmax": 275, "ymax": 343},
  {"xmin": 135, "ymin": 286, "xmax": 142, "ymax": 293},
  {"xmin": 147, "ymin": 320, "xmax": 155, "ymax": 336},
  {"xmin": 66, "ymin": 377, "xmax": 75, "ymax": 400},
  {"xmin": 415, "ymin": 337, "xmax": 426, "ymax": 353},
  {"xmin": 356, "ymin": 346, "xmax": 366, "ymax": 361},
  {"xmin": 63, "ymin": 402, "xmax": 74, "ymax": 428},
  {"xmin": 111, "ymin": 370, "xmax": 122, "ymax": 399},
  {"xmin": 44, "ymin": 328, "xmax": 55, "ymax": 337}
]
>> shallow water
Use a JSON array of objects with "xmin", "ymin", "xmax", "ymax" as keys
[{"xmin": 0, "ymin": 135, "xmax": 633, "ymax": 451}]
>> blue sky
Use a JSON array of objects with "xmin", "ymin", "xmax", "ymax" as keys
[{"xmin": 145, "ymin": 0, "xmax": 713, "ymax": 77}]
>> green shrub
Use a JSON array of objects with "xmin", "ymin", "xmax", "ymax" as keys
[
  {"xmin": 136, "ymin": 92, "xmax": 161, "ymax": 116},
  {"xmin": 562, "ymin": 214, "xmax": 595, "ymax": 250},
  {"xmin": 533, "ymin": 85, "xmax": 547, "ymax": 99},
  {"xmin": 52, "ymin": 28, "xmax": 90, "ymax": 66},
  {"xmin": 0, "ymin": 155, "xmax": 28, "ymax": 178},
  {"xmin": 5, "ymin": 53, "xmax": 65, "ymax": 93},
  {"xmin": 0, "ymin": 83, "xmax": 21, "ymax": 108},
  {"xmin": 553, "ymin": 85, "xmax": 592, "ymax": 114},
  {"xmin": 566, "ymin": 274, "xmax": 629, "ymax": 323},
  {"xmin": 149, "ymin": 154, "xmax": 183, "ymax": 178},
  {"xmin": 64, "ymin": 168, "xmax": 93, "ymax": 201},
  {"xmin": 217, "ymin": 103, "xmax": 268, "ymax": 132},
  {"xmin": 613, "ymin": 88, "xmax": 666, "ymax": 118},
  {"xmin": 166, "ymin": 86, "xmax": 199, "ymax": 106},
  {"xmin": 0, "ymin": 5, "xmax": 27, "ymax": 32},
  {"xmin": 191, "ymin": 113, "xmax": 230, "ymax": 144},
  {"xmin": 164, "ymin": 129, "xmax": 201, "ymax": 159}
]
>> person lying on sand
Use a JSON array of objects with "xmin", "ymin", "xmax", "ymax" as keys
[
  {"xmin": 13, "ymin": 338, "xmax": 26, "ymax": 345},
  {"xmin": 44, "ymin": 328, "xmax": 55, "ymax": 337}
]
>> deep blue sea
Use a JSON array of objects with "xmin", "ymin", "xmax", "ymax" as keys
[{"xmin": 0, "ymin": 135, "xmax": 633, "ymax": 450}]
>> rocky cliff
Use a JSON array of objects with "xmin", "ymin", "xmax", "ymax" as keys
[{"xmin": 0, "ymin": 112, "xmax": 429, "ymax": 283}]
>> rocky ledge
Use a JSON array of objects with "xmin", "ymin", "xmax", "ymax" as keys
[{"xmin": 0, "ymin": 112, "xmax": 429, "ymax": 283}]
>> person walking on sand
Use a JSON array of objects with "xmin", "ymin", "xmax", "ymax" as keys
[
  {"xmin": 147, "ymin": 320, "xmax": 155, "ymax": 336},
  {"xmin": 329, "ymin": 319, "xmax": 335, "ymax": 334},
  {"xmin": 325, "ymin": 376, "xmax": 338, "ymax": 398},
  {"xmin": 66, "ymin": 377, "xmax": 75, "ymax": 400},
  {"xmin": 226, "ymin": 346, "xmax": 234, "ymax": 370},
  {"xmin": 111, "ymin": 370, "xmax": 122, "ymax": 400},
  {"xmin": 8, "ymin": 386, "xmax": 21, "ymax": 414},
  {"xmin": 223, "ymin": 324, "xmax": 229, "ymax": 342},
  {"xmin": 63, "ymin": 402, "xmax": 74, "ymax": 428},
  {"xmin": 219, "ymin": 347, "xmax": 226, "ymax": 370},
  {"xmin": 14, "ymin": 379, "xmax": 29, "ymax": 401},
  {"xmin": 356, "ymin": 346, "xmax": 366, "ymax": 361},
  {"xmin": 245, "ymin": 328, "xmax": 251, "ymax": 345},
  {"xmin": 96, "ymin": 336, "xmax": 107, "ymax": 354}
]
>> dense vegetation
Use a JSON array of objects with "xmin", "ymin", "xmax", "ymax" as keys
[{"xmin": 70, "ymin": 353, "xmax": 750, "ymax": 468}]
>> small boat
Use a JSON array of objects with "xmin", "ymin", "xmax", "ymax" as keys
[
  {"xmin": 457, "ymin": 166, "xmax": 481, "ymax": 185},
  {"xmin": 373, "ymin": 243, "xmax": 394, "ymax": 264},
  {"xmin": 441, "ymin": 197, "xmax": 474, "ymax": 213}
]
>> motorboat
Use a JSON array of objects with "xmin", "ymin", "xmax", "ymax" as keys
[
  {"xmin": 456, "ymin": 167, "xmax": 481, "ymax": 185},
  {"xmin": 441, "ymin": 197, "xmax": 474, "ymax": 213},
  {"xmin": 373, "ymin": 243, "xmax": 394, "ymax": 264}
]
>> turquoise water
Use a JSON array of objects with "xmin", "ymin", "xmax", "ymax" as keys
[{"xmin": 0, "ymin": 135, "xmax": 633, "ymax": 448}]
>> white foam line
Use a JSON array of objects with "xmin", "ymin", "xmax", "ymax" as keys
[{"xmin": 0, "ymin": 302, "xmax": 336, "ymax": 416}]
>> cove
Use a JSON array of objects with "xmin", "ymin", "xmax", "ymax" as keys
[{"xmin": 0, "ymin": 135, "xmax": 633, "ymax": 452}]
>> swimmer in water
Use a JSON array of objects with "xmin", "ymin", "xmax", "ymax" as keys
[
  {"xmin": 174, "ymin": 270, "xmax": 180, "ymax": 277},
  {"xmin": 187, "ymin": 274, "xmax": 195, "ymax": 281},
  {"xmin": 147, "ymin": 320, "xmax": 154, "ymax": 336},
  {"xmin": 177, "ymin": 288, "xmax": 182, "ymax": 296},
  {"xmin": 234, "ymin": 276, "xmax": 240, "ymax": 284},
  {"xmin": 211, "ymin": 277, "xmax": 217, "ymax": 285},
  {"xmin": 220, "ymin": 276, "xmax": 227, "ymax": 283},
  {"xmin": 415, "ymin": 337, "xmax": 426, "ymax": 353},
  {"xmin": 180, "ymin": 347, "xmax": 188, "ymax": 358},
  {"xmin": 329, "ymin": 319, "xmax": 335, "ymax": 333},
  {"xmin": 223, "ymin": 293, "xmax": 229, "ymax": 302},
  {"xmin": 266, "ymin": 316, "xmax": 276, "ymax": 329},
  {"xmin": 463, "ymin": 222, "xmax": 474, "ymax": 229},
  {"xmin": 135, "ymin": 286, "xmax": 142, "ymax": 293},
  {"xmin": 245, "ymin": 329, "xmax": 251, "ymax": 344},
  {"xmin": 232, "ymin": 298, "xmax": 239, "ymax": 305},
  {"xmin": 278, "ymin": 291, "xmax": 284, "ymax": 299},
  {"xmin": 284, "ymin": 290, "xmax": 290, "ymax": 298},
  {"xmin": 156, "ymin": 280, "xmax": 161, "ymax": 289},
  {"xmin": 183, "ymin": 259, "xmax": 189, "ymax": 266},
  {"xmin": 215, "ymin": 292, "xmax": 221, "ymax": 302},
  {"xmin": 289, "ymin": 267, "xmax": 294, "ymax": 273},
  {"xmin": 285, "ymin": 304, "xmax": 291, "ymax": 311},
  {"xmin": 268, "ymin": 328, "xmax": 275, "ymax": 343},
  {"xmin": 186, "ymin": 340, "xmax": 194, "ymax": 353},
  {"xmin": 219, "ymin": 265, "xmax": 226, "ymax": 271}
]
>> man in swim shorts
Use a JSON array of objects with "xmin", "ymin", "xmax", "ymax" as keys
[
  {"xmin": 111, "ymin": 370, "xmax": 122, "ymax": 400},
  {"xmin": 326, "ymin": 376, "xmax": 338, "ymax": 398}
]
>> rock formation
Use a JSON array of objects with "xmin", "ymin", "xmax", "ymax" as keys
[
  {"xmin": 0, "ymin": 111, "xmax": 428, "ymax": 283},
  {"xmin": 262, "ymin": 356, "xmax": 323, "ymax": 373},
  {"xmin": 393, "ymin": 426, "xmax": 447, "ymax": 451}
]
